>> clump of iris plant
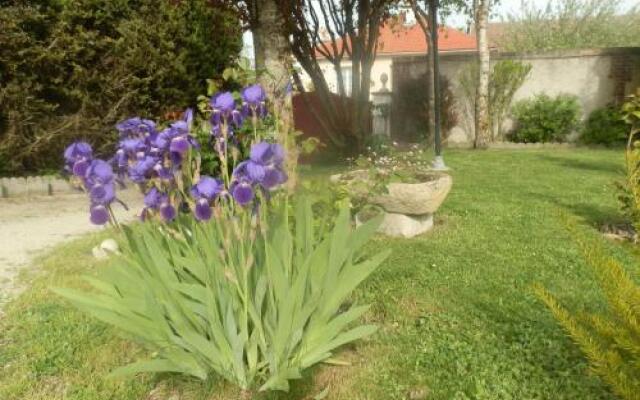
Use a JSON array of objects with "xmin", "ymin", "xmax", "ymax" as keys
[{"xmin": 64, "ymin": 84, "xmax": 286, "ymax": 226}]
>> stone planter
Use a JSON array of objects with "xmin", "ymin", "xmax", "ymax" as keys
[{"xmin": 333, "ymin": 171, "xmax": 452, "ymax": 238}]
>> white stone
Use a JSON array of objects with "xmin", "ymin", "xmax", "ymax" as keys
[
  {"xmin": 372, "ymin": 174, "xmax": 452, "ymax": 215},
  {"xmin": 100, "ymin": 238, "xmax": 120, "ymax": 254},
  {"xmin": 92, "ymin": 246, "xmax": 108, "ymax": 259},
  {"xmin": 377, "ymin": 212, "xmax": 434, "ymax": 238}
]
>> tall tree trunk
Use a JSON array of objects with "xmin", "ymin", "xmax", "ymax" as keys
[
  {"xmin": 426, "ymin": 33, "xmax": 435, "ymax": 142},
  {"xmin": 254, "ymin": 0, "xmax": 291, "ymax": 99},
  {"xmin": 253, "ymin": 0, "xmax": 295, "ymax": 184},
  {"xmin": 474, "ymin": 0, "xmax": 490, "ymax": 149}
]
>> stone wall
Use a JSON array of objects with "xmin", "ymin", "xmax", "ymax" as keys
[{"xmin": 391, "ymin": 47, "xmax": 640, "ymax": 144}]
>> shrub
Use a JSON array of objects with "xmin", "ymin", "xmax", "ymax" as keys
[
  {"xmin": 510, "ymin": 94, "xmax": 581, "ymax": 143},
  {"xmin": 581, "ymin": 107, "xmax": 628, "ymax": 146},
  {"xmin": 393, "ymin": 74, "xmax": 457, "ymax": 142},
  {"xmin": 0, "ymin": 0, "xmax": 241, "ymax": 176},
  {"xmin": 617, "ymin": 91, "xmax": 640, "ymax": 231},
  {"xmin": 535, "ymin": 238, "xmax": 640, "ymax": 400}
]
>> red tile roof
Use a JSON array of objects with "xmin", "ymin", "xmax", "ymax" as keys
[{"xmin": 316, "ymin": 23, "xmax": 477, "ymax": 58}]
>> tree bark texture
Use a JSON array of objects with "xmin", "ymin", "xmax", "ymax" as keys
[{"xmin": 474, "ymin": 0, "xmax": 490, "ymax": 149}]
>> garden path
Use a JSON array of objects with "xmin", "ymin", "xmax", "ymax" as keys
[{"xmin": 0, "ymin": 190, "xmax": 142, "ymax": 314}]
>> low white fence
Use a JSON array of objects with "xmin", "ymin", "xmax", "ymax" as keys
[{"xmin": 0, "ymin": 176, "xmax": 76, "ymax": 198}]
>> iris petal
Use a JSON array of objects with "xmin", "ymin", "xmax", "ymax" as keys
[
  {"xmin": 90, "ymin": 205, "xmax": 110, "ymax": 225},
  {"xmin": 194, "ymin": 198, "xmax": 212, "ymax": 221},
  {"xmin": 160, "ymin": 203, "xmax": 176, "ymax": 221},
  {"xmin": 232, "ymin": 182, "xmax": 254, "ymax": 205}
]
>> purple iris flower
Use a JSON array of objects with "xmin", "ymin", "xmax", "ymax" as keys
[
  {"xmin": 154, "ymin": 128, "xmax": 173, "ymax": 151},
  {"xmin": 211, "ymin": 92, "xmax": 236, "ymax": 113},
  {"xmin": 159, "ymin": 202, "xmax": 176, "ymax": 222},
  {"xmin": 241, "ymin": 84, "xmax": 267, "ymax": 118},
  {"xmin": 194, "ymin": 198, "xmax": 213, "ymax": 221},
  {"xmin": 250, "ymin": 142, "xmax": 284, "ymax": 166},
  {"xmin": 262, "ymin": 166, "xmax": 287, "ymax": 189},
  {"xmin": 128, "ymin": 156, "xmax": 157, "ymax": 183},
  {"xmin": 89, "ymin": 182, "xmax": 115, "ymax": 205},
  {"xmin": 190, "ymin": 176, "xmax": 222, "ymax": 221},
  {"xmin": 191, "ymin": 176, "xmax": 223, "ymax": 201},
  {"xmin": 210, "ymin": 91, "xmax": 243, "ymax": 136},
  {"xmin": 120, "ymin": 138, "xmax": 145, "ymax": 154},
  {"xmin": 242, "ymin": 84, "xmax": 266, "ymax": 105},
  {"xmin": 154, "ymin": 121, "xmax": 199, "ymax": 161},
  {"xmin": 183, "ymin": 108, "xmax": 194, "ymax": 130},
  {"xmin": 230, "ymin": 180, "xmax": 254, "ymax": 205},
  {"xmin": 85, "ymin": 159, "xmax": 114, "ymax": 186},
  {"xmin": 90, "ymin": 204, "xmax": 110, "ymax": 225},
  {"xmin": 228, "ymin": 142, "xmax": 287, "ymax": 205},
  {"xmin": 81, "ymin": 158, "xmax": 119, "ymax": 225},
  {"xmin": 144, "ymin": 187, "xmax": 164, "ymax": 208},
  {"xmin": 64, "ymin": 141, "xmax": 92, "ymax": 164},
  {"xmin": 116, "ymin": 117, "xmax": 157, "ymax": 139},
  {"xmin": 140, "ymin": 187, "xmax": 175, "ymax": 222},
  {"xmin": 64, "ymin": 142, "xmax": 93, "ymax": 177}
]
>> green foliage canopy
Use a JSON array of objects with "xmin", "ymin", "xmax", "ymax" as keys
[
  {"xmin": 0, "ymin": 0, "xmax": 241, "ymax": 176},
  {"xmin": 499, "ymin": 0, "xmax": 640, "ymax": 52}
]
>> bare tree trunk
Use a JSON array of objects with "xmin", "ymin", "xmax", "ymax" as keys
[
  {"xmin": 474, "ymin": 0, "xmax": 490, "ymax": 149},
  {"xmin": 252, "ymin": 27, "xmax": 265, "ymax": 71},
  {"xmin": 253, "ymin": 0, "xmax": 296, "ymax": 183},
  {"xmin": 255, "ymin": 0, "xmax": 291, "ymax": 99},
  {"xmin": 426, "ymin": 34, "xmax": 435, "ymax": 141}
]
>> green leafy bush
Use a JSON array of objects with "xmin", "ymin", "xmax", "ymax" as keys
[
  {"xmin": 510, "ymin": 94, "xmax": 581, "ymax": 143},
  {"xmin": 56, "ymin": 200, "xmax": 389, "ymax": 394},
  {"xmin": 617, "ymin": 91, "xmax": 640, "ymax": 231},
  {"xmin": 581, "ymin": 107, "xmax": 628, "ymax": 146},
  {"xmin": 0, "ymin": 0, "xmax": 241, "ymax": 176},
  {"xmin": 535, "ymin": 238, "xmax": 640, "ymax": 400}
]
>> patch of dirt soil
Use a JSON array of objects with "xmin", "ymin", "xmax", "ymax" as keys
[{"xmin": 0, "ymin": 190, "xmax": 142, "ymax": 314}]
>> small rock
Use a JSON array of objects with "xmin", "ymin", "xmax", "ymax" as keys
[
  {"xmin": 408, "ymin": 386, "xmax": 430, "ymax": 400},
  {"xmin": 603, "ymin": 233, "xmax": 627, "ymax": 242},
  {"xmin": 100, "ymin": 238, "xmax": 119, "ymax": 253},
  {"xmin": 92, "ymin": 246, "xmax": 108, "ymax": 260}
]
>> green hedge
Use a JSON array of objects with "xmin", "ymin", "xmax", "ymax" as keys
[
  {"xmin": 0, "ymin": 0, "xmax": 241, "ymax": 176},
  {"xmin": 510, "ymin": 94, "xmax": 581, "ymax": 143},
  {"xmin": 581, "ymin": 107, "xmax": 628, "ymax": 146}
]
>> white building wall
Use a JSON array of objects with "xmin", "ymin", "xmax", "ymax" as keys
[{"xmin": 299, "ymin": 55, "xmax": 395, "ymax": 95}]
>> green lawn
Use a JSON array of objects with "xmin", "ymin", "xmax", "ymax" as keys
[{"xmin": 1, "ymin": 148, "xmax": 637, "ymax": 400}]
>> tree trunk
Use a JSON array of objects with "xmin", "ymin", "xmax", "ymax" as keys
[
  {"xmin": 254, "ymin": 0, "xmax": 291, "ymax": 100},
  {"xmin": 474, "ymin": 0, "xmax": 490, "ymax": 149},
  {"xmin": 253, "ymin": 0, "xmax": 295, "ymax": 182},
  {"xmin": 426, "ymin": 33, "xmax": 435, "ymax": 142},
  {"xmin": 252, "ymin": 25, "xmax": 265, "ymax": 72}
]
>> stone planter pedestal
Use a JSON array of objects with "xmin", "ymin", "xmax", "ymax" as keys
[
  {"xmin": 377, "ymin": 212, "xmax": 434, "ymax": 238},
  {"xmin": 335, "ymin": 171, "xmax": 452, "ymax": 238},
  {"xmin": 374, "ymin": 174, "xmax": 451, "ymax": 237}
]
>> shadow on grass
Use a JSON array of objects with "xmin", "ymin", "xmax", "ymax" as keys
[
  {"xmin": 535, "ymin": 154, "xmax": 624, "ymax": 175},
  {"xmin": 525, "ymin": 191, "xmax": 623, "ymax": 229}
]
